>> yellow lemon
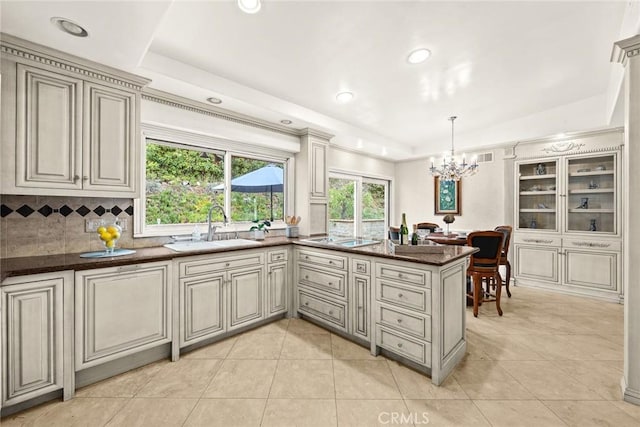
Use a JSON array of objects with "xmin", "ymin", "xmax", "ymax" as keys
[
  {"xmin": 105, "ymin": 240, "xmax": 116, "ymax": 248},
  {"xmin": 97, "ymin": 226, "xmax": 107, "ymax": 234},
  {"xmin": 110, "ymin": 231, "xmax": 121, "ymax": 240},
  {"xmin": 106, "ymin": 225, "xmax": 119, "ymax": 235},
  {"xmin": 99, "ymin": 232, "xmax": 111, "ymax": 242}
]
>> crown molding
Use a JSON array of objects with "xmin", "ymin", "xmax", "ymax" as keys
[
  {"xmin": 298, "ymin": 127, "xmax": 334, "ymax": 141},
  {"xmin": 0, "ymin": 32, "xmax": 150, "ymax": 90},
  {"xmin": 612, "ymin": 34, "xmax": 640, "ymax": 65},
  {"xmin": 142, "ymin": 87, "xmax": 309, "ymax": 139}
]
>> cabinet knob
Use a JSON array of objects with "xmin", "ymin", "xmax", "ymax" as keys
[
  {"xmin": 398, "ymin": 273, "xmax": 404, "ymax": 278},
  {"xmin": 328, "ymin": 282, "xmax": 333, "ymax": 286},
  {"xmin": 398, "ymin": 293, "xmax": 404, "ymax": 298},
  {"xmin": 83, "ymin": 176, "xmax": 88, "ymax": 181},
  {"xmin": 225, "ymin": 263, "xmax": 230, "ymax": 267},
  {"xmin": 329, "ymin": 310, "xmax": 333, "ymax": 315},
  {"xmin": 329, "ymin": 260, "xmax": 334, "ymax": 264},
  {"xmin": 305, "ymin": 275, "xmax": 309, "ymax": 279},
  {"xmin": 397, "ymin": 318, "xmax": 403, "ymax": 323},
  {"xmin": 397, "ymin": 343, "xmax": 403, "ymax": 348},
  {"xmin": 304, "ymin": 302, "xmax": 309, "ymax": 306},
  {"xmin": 73, "ymin": 174, "xmax": 80, "ymax": 183},
  {"xmin": 305, "ymin": 255, "xmax": 309, "ymax": 259}
]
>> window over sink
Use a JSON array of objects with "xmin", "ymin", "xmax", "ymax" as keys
[{"xmin": 136, "ymin": 137, "xmax": 289, "ymax": 237}]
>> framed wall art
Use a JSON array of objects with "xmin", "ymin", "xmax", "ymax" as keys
[{"xmin": 434, "ymin": 178, "xmax": 461, "ymax": 215}]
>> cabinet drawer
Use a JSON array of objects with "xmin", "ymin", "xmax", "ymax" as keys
[
  {"xmin": 377, "ymin": 303, "xmax": 430, "ymax": 341},
  {"xmin": 513, "ymin": 234, "xmax": 561, "ymax": 247},
  {"xmin": 179, "ymin": 252, "xmax": 265, "ymax": 277},
  {"xmin": 376, "ymin": 280, "xmax": 431, "ymax": 313},
  {"xmin": 352, "ymin": 258, "xmax": 371, "ymax": 275},
  {"xmin": 562, "ymin": 238, "xmax": 621, "ymax": 252},
  {"xmin": 298, "ymin": 249, "xmax": 347, "ymax": 270},
  {"xmin": 298, "ymin": 290, "xmax": 346, "ymax": 330},
  {"xmin": 376, "ymin": 325, "xmax": 430, "ymax": 366},
  {"xmin": 268, "ymin": 249, "xmax": 288, "ymax": 263},
  {"xmin": 298, "ymin": 265, "xmax": 346, "ymax": 298},
  {"xmin": 376, "ymin": 263, "xmax": 430, "ymax": 287}
]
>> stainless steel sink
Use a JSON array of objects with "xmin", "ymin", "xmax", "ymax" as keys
[{"xmin": 163, "ymin": 239, "xmax": 261, "ymax": 252}]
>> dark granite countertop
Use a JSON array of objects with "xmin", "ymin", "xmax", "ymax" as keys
[{"xmin": 1, "ymin": 236, "xmax": 477, "ymax": 282}]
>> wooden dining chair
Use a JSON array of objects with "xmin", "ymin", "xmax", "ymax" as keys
[
  {"xmin": 388, "ymin": 226, "xmax": 400, "ymax": 240},
  {"xmin": 494, "ymin": 225, "xmax": 513, "ymax": 297},
  {"xmin": 466, "ymin": 231, "xmax": 504, "ymax": 317},
  {"xmin": 413, "ymin": 222, "xmax": 440, "ymax": 232}
]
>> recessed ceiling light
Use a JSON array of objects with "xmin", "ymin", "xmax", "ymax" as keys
[
  {"xmin": 206, "ymin": 97, "xmax": 222, "ymax": 105},
  {"xmin": 336, "ymin": 92, "xmax": 354, "ymax": 103},
  {"xmin": 238, "ymin": 0, "xmax": 261, "ymax": 14},
  {"xmin": 280, "ymin": 119, "xmax": 292, "ymax": 125},
  {"xmin": 407, "ymin": 48, "xmax": 431, "ymax": 64},
  {"xmin": 51, "ymin": 17, "xmax": 88, "ymax": 37}
]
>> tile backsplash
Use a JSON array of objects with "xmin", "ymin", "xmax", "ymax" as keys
[{"xmin": 0, "ymin": 195, "xmax": 169, "ymax": 258}]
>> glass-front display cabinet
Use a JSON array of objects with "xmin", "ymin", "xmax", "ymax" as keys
[
  {"xmin": 516, "ymin": 159, "xmax": 559, "ymax": 231},
  {"xmin": 565, "ymin": 154, "xmax": 616, "ymax": 234}
]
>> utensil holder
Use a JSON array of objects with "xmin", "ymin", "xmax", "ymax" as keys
[{"xmin": 286, "ymin": 226, "xmax": 299, "ymax": 238}]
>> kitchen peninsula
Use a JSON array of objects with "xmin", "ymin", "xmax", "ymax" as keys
[{"xmin": 0, "ymin": 237, "xmax": 476, "ymax": 414}]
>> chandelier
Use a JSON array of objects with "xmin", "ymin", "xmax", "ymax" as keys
[{"xmin": 429, "ymin": 116, "xmax": 478, "ymax": 181}]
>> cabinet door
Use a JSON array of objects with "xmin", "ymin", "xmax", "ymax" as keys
[
  {"xmin": 267, "ymin": 263, "xmax": 288, "ymax": 315},
  {"xmin": 83, "ymin": 82, "xmax": 136, "ymax": 193},
  {"xmin": 352, "ymin": 274, "xmax": 370, "ymax": 342},
  {"xmin": 2, "ymin": 278, "xmax": 63, "ymax": 404},
  {"xmin": 310, "ymin": 140, "xmax": 327, "ymax": 199},
  {"xmin": 180, "ymin": 273, "xmax": 225, "ymax": 347},
  {"xmin": 15, "ymin": 64, "xmax": 83, "ymax": 189},
  {"xmin": 565, "ymin": 249, "xmax": 619, "ymax": 292},
  {"xmin": 227, "ymin": 266, "xmax": 264, "ymax": 330},
  {"xmin": 514, "ymin": 244, "xmax": 560, "ymax": 284},
  {"xmin": 75, "ymin": 263, "xmax": 171, "ymax": 370}
]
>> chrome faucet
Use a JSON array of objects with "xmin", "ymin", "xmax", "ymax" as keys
[{"xmin": 207, "ymin": 202, "xmax": 228, "ymax": 241}]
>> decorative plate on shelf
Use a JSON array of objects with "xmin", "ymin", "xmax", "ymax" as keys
[{"xmin": 577, "ymin": 168, "xmax": 591, "ymax": 173}]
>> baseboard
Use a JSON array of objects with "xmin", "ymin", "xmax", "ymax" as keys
[{"xmin": 622, "ymin": 376, "xmax": 640, "ymax": 406}]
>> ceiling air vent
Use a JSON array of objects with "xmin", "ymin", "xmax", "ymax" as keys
[{"xmin": 475, "ymin": 151, "xmax": 494, "ymax": 163}]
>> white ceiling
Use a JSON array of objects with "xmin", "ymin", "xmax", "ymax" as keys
[{"xmin": 1, "ymin": 1, "xmax": 635, "ymax": 160}]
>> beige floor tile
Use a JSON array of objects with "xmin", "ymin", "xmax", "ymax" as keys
[
  {"xmin": 611, "ymin": 400, "xmax": 640, "ymax": 422},
  {"xmin": 387, "ymin": 360, "xmax": 468, "ymax": 399},
  {"xmin": 553, "ymin": 360, "xmax": 624, "ymax": 400},
  {"xmin": 246, "ymin": 317, "xmax": 289, "ymax": 334},
  {"xmin": 226, "ymin": 332, "xmax": 284, "ymax": 359},
  {"xmin": 261, "ymin": 399, "xmax": 337, "ymax": 427},
  {"xmin": 500, "ymin": 361, "xmax": 604, "ymax": 400},
  {"xmin": 183, "ymin": 336, "xmax": 237, "ymax": 359},
  {"xmin": 544, "ymin": 400, "xmax": 640, "ymax": 427},
  {"xmin": 331, "ymin": 334, "xmax": 378, "ymax": 360},
  {"xmin": 288, "ymin": 318, "xmax": 331, "ymax": 335},
  {"xmin": 404, "ymin": 399, "xmax": 490, "ymax": 426},
  {"xmin": 203, "ymin": 359, "xmax": 277, "ymax": 398},
  {"xmin": 184, "ymin": 398, "xmax": 266, "ymax": 427},
  {"xmin": 105, "ymin": 398, "xmax": 197, "ymax": 427},
  {"xmin": 280, "ymin": 332, "xmax": 333, "ymax": 359},
  {"xmin": 467, "ymin": 332, "xmax": 546, "ymax": 361},
  {"xmin": 334, "ymin": 360, "xmax": 401, "ymax": 399},
  {"xmin": 462, "ymin": 339, "xmax": 492, "ymax": 361},
  {"xmin": 336, "ymin": 399, "xmax": 410, "ymax": 427},
  {"xmin": 452, "ymin": 360, "xmax": 534, "ymax": 400},
  {"xmin": 75, "ymin": 360, "xmax": 166, "ymax": 398},
  {"xmin": 18, "ymin": 397, "xmax": 128, "ymax": 427},
  {"xmin": 473, "ymin": 399, "xmax": 565, "ymax": 427},
  {"xmin": 516, "ymin": 334, "xmax": 623, "ymax": 361},
  {"xmin": 136, "ymin": 359, "xmax": 222, "ymax": 398},
  {"xmin": 269, "ymin": 359, "xmax": 335, "ymax": 398},
  {"xmin": 0, "ymin": 401, "xmax": 61, "ymax": 427}
]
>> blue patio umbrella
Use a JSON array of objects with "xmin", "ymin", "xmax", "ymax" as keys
[{"xmin": 214, "ymin": 164, "xmax": 283, "ymax": 220}]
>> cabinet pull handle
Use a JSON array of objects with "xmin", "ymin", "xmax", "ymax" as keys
[
  {"xmin": 397, "ymin": 343, "xmax": 403, "ymax": 348},
  {"xmin": 117, "ymin": 265, "xmax": 141, "ymax": 273}
]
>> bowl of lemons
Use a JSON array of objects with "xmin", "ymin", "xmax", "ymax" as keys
[{"xmin": 97, "ymin": 223, "xmax": 122, "ymax": 253}]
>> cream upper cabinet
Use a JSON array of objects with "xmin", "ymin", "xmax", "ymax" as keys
[{"xmin": 1, "ymin": 35, "xmax": 149, "ymax": 198}]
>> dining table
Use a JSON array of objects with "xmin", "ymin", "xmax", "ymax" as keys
[{"xmin": 426, "ymin": 232, "xmax": 468, "ymax": 246}]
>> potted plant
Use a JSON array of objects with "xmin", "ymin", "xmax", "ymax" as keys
[{"xmin": 250, "ymin": 219, "xmax": 271, "ymax": 240}]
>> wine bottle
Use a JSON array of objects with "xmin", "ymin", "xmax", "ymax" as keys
[{"xmin": 400, "ymin": 213, "xmax": 409, "ymax": 245}]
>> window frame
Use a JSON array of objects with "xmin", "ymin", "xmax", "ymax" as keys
[{"xmin": 134, "ymin": 125, "xmax": 294, "ymax": 238}]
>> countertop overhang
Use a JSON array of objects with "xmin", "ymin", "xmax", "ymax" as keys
[{"xmin": 1, "ymin": 237, "xmax": 478, "ymax": 282}]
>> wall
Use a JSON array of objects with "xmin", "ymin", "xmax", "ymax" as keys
[
  {"xmin": 328, "ymin": 147, "xmax": 396, "ymax": 179},
  {"xmin": 394, "ymin": 149, "xmax": 508, "ymax": 232}
]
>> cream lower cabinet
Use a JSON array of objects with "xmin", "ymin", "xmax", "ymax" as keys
[
  {"xmin": 74, "ymin": 262, "xmax": 172, "ymax": 371},
  {"xmin": 513, "ymin": 235, "xmax": 561, "ymax": 285},
  {"xmin": 1, "ymin": 271, "xmax": 74, "ymax": 408},
  {"xmin": 350, "ymin": 258, "xmax": 371, "ymax": 342},
  {"xmin": 267, "ymin": 249, "xmax": 289, "ymax": 315},
  {"xmin": 178, "ymin": 250, "xmax": 266, "ymax": 348}
]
